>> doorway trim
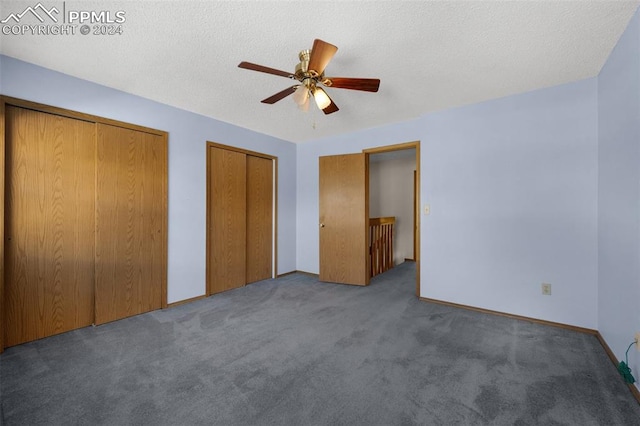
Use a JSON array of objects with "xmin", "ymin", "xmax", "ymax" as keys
[
  {"xmin": 205, "ymin": 141, "xmax": 278, "ymax": 296},
  {"xmin": 363, "ymin": 141, "xmax": 420, "ymax": 297}
]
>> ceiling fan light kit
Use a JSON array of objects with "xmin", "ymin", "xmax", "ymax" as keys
[
  {"xmin": 238, "ymin": 39, "xmax": 380, "ymax": 115},
  {"xmin": 313, "ymin": 87, "xmax": 331, "ymax": 110},
  {"xmin": 293, "ymin": 84, "xmax": 309, "ymax": 106}
]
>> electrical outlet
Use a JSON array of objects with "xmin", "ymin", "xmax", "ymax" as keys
[
  {"xmin": 541, "ymin": 283, "xmax": 552, "ymax": 295},
  {"xmin": 635, "ymin": 332, "xmax": 640, "ymax": 351}
]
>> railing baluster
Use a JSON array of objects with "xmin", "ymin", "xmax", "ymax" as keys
[{"xmin": 368, "ymin": 217, "xmax": 395, "ymax": 278}]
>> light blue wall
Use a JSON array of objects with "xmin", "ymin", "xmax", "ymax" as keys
[
  {"xmin": 297, "ymin": 79, "xmax": 599, "ymax": 329},
  {"xmin": 421, "ymin": 79, "xmax": 598, "ymax": 329},
  {"xmin": 598, "ymin": 8, "xmax": 640, "ymax": 391},
  {"xmin": 0, "ymin": 55, "xmax": 297, "ymax": 304}
]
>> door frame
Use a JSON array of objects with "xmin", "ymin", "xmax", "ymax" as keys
[
  {"xmin": 363, "ymin": 141, "xmax": 421, "ymax": 297},
  {"xmin": 205, "ymin": 141, "xmax": 278, "ymax": 296},
  {"xmin": 0, "ymin": 95, "xmax": 169, "ymax": 353}
]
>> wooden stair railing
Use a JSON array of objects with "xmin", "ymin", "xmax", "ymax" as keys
[{"xmin": 369, "ymin": 217, "xmax": 395, "ymax": 278}]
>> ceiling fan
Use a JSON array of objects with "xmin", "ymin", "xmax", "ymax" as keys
[{"xmin": 238, "ymin": 39, "xmax": 380, "ymax": 115}]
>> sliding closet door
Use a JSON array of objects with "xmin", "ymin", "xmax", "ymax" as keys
[
  {"xmin": 246, "ymin": 156, "xmax": 273, "ymax": 283},
  {"xmin": 4, "ymin": 106, "xmax": 96, "ymax": 346},
  {"xmin": 209, "ymin": 146, "xmax": 247, "ymax": 294},
  {"xmin": 95, "ymin": 124, "xmax": 167, "ymax": 324}
]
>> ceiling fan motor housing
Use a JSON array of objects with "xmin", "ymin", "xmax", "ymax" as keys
[
  {"xmin": 296, "ymin": 49, "xmax": 310, "ymax": 76},
  {"xmin": 295, "ymin": 49, "xmax": 323, "ymax": 88}
]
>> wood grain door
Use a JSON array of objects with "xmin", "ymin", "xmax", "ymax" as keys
[
  {"xmin": 209, "ymin": 146, "xmax": 247, "ymax": 294},
  {"xmin": 246, "ymin": 155, "xmax": 273, "ymax": 284},
  {"xmin": 4, "ymin": 106, "xmax": 96, "ymax": 346},
  {"xmin": 95, "ymin": 124, "xmax": 166, "ymax": 325},
  {"xmin": 319, "ymin": 153, "xmax": 369, "ymax": 286}
]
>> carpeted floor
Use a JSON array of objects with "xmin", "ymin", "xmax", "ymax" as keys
[{"xmin": 1, "ymin": 262, "xmax": 639, "ymax": 425}]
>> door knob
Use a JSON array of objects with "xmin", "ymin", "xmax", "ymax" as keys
[{"xmin": 320, "ymin": 223, "xmax": 325, "ymax": 228}]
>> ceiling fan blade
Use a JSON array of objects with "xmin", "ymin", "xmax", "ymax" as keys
[
  {"xmin": 261, "ymin": 86, "xmax": 297, "ymax": 104},
  {"xmin": 238, "ymin": 61, "xmax": 293, "ymax": 78},
  {"xmin": 308, "ymin": 39, "xmax": 338, "ymax": 75},
  {"xmin": 325, "ymin": 77, "xmax": 380, "ymax": 92},
  {"xmin": 322, "ymin": 98, "xmax": 339, "ymax": 115}
]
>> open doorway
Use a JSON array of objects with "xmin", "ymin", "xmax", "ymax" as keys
[
  {"xmin": 317, "ymin": 142, "xmax": 420, "ymax": 296},
  {"xmin": 364, "ymin": 142, "xmax": 420, "ymax": 297}
]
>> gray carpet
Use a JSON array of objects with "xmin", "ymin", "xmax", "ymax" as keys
[{"xmin": 1, "ymin": 262, "xmax": 639, "ymax": 425}]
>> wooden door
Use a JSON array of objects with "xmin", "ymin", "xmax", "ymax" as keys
[
  {"xmin": 209, "ymin": 146, "xmax": 247, "ymax": 294},
  {"xmin": 319, "ymin": 153, "xmax": 369, "ymax": 285},
  {"xmin": 95, "ymin": 124, "xmax": 166, "ymax": 324},
  {"xmin": 246, "ymin": 156, "xmax": 273, "ymax": 284},
  {"xmin": 4, "ymin": 106, "xmax": 96, "ymax": 346}
]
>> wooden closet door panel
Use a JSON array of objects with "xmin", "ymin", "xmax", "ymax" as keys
[
  {"xmin": 95, "ymin": 124, "xmax": 166, "ymax": 325},
  {"xmin": 5, "ymin": 106, "xmax": 95, "ymax": 346},
  {"xmin": 209, "ymin": 146, "xmax": 247, "ymax": 294},
  {"xmin": 246, "ymin": 156, "xmax": 273, "ymax": 284}
]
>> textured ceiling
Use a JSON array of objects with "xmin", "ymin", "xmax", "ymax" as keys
[{"xmin": 1, "ymin": 1, "xmax": 638, "ymax": 143}]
